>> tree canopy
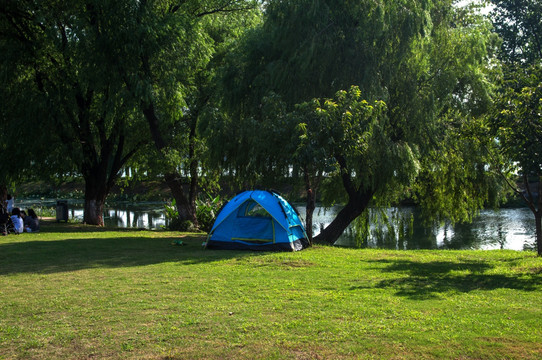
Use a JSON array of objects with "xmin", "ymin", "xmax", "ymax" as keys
[
  {"xmin": 487, "ymin": 0, "xmax": 542, "ymax": 255},
  {"xmin": 209, "ymin": 0, "xmax": 499, "ymax": 244},
  {"xmin": 0, "ymin": 0, "xmax": 260, "ymax": 226},
  {"xmin": 490, "ymin": 0, "xmax": 542, "ymax": 65},
  {"xmin": 0, "ymin": 0, "xmax": 146, "ymax": 224}
]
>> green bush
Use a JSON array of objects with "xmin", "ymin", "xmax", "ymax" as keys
[
  {"xmin": 164, "ymin": 195, "xmax": 223, "ymax": 232},
  {"xmin": 195, "ymin": 195, "xmax": 222, "ymax": 233}
]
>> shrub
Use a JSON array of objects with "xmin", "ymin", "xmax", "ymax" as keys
[
  {"xmin": 195, "ymin": 195, "xmax": 223, "ymax": 233},
  {"xmin": 164, "ymin": 195, "xmax": 223, "ymax": 232}
]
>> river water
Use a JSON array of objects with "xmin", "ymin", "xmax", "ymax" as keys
[
  {"xmin": 17, "ymin": 199, "xmax": 537, "ymax": 251},
  {"xmin": 297, "ymin": 206, "xmax": 536, "ymax": 251}
]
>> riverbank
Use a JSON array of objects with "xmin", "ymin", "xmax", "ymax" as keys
[
  {"xmin": 13, "ymin": 198, "xmax": 537, "ymax": 251},
  {"xmin": 1, "ymin": 220, "xmax": 541, "ymax": 359}
]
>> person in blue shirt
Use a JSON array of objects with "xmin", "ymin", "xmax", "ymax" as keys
[{"xmin": 10, "ymin": 207, "xmax": 24, "ymax": 234}]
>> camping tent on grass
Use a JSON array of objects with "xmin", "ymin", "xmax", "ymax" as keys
[{"xmin": 206, "ymin": 190, "xmax": 309, "ymax": 251}]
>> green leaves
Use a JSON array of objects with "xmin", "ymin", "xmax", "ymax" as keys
[
  {"xmin": 291, "ymin": 86, "xmax": 412, "ymax": 201},
  {"xmin": 490, "ymin": 0, "xmax": 542, "ymax": 65},
  {"xmin": 492, "ymin": 65, "xmax": 542, "ymax": 177}
]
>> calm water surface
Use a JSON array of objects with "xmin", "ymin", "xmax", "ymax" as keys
[
  {"xmin": 18, "ymin": 199, "xmax": 537, "ymax": 251},
  {"xmin": 298, "ymin": 206, "xmax": 536, "ymax": 251}
]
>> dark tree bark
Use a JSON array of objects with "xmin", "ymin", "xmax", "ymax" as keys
[
  {"xmin": 79, "ymin": 131, "xmax": 138, "ymax": 226},
  {"xmin": 538, "ymin": 178, "xmax": 542, "ymax": 256},
  {"xmin": 516, "ymin": 174, "xmax": 542, "ymax": 256},
  {"xmin": 83, "ymin": 179, "xmax": 107, "ymax": 226},
  {"xmin": 312, "ymin": 189, "xmax": 373, "ymax": 245},
  {"xmin": 73, "ymin": 86, "xmax": 138, "ymax": 226},
  {"xmin": 142, "ymin": 101, "xmax": 198, "ymax": 226},
  {"xmin": 535, "ymin": 212, "xmax": 542, "ymax": 256},
  {"xmin": 164, "ymin": 172, "xmax": 197, "ymax": 224},
  {"xmin": 312, "ymin": 154, "xmax": 375, "ymax": 245},
  {"xmin": 188, "ymin": 113, "xmax": 199, "ymax": 223},
  {"xmin": 0, "ymin": 185, "xmax": 7, "ymax": 211}
]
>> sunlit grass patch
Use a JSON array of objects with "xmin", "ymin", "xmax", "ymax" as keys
[{"xmin": 0, "ymin": 220, "xmax": 541, "ymax": 359}]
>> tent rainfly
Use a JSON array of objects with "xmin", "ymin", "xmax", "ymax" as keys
[{"xmin": 205, "ymin": 190, "xmax": 309, "ymax": 251}]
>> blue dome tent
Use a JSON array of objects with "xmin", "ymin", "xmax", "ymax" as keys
[{"xmin": 206, "ymin": 190, "xmax": 309, "ymax": 251}]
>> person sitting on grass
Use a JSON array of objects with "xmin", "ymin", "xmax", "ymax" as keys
[
  {"xmin": 10, "ymin": 207, "xmax": 24, "ymax": 234},
  {"xmin": 24, "ymin": 208, "xmax": 40, "ymax": 233}
]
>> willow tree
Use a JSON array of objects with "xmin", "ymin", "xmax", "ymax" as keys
[
  {"xmin": 0, "ymin": 0, "xmax": 145, "ymax": 225},
  {"xmin": 488, "ymin": 0, "xmax": 542, "ymax": 255},
  {"xmin": 94, "ymin": 0, "xmax": 261, "ymax": 227},
  {"xmin": 490, "ymin": 66, "xmax": 542, "ymax": 255},
  {"xmin": 0, "ymin": 0, "xmax": 259, "ymax": 227},
  {"xmin": 212, "ymin": 0, "xmax": 499, "ymax": 244}
]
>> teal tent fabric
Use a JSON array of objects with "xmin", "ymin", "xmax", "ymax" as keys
[{"xmin": 206, "ymin": 190, "xmax": 309, "ymax": 251}]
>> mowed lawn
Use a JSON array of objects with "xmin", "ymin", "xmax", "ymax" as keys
[{"xmin": 1, "ymin": 220, "xmax": 541, "ymax": 359}]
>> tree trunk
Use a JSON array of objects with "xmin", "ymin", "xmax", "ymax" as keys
[
  {"xmin": 312, "ymin": 190, "xmax": 373, "ymax": 245},
  {"xmin": 520, "ymin": 176, "xmax": 542, "ymax": 256},
  {"xmin": 537, "ymin": 179, "xmax": 542, "ymax": 256},
  {"xmin": 142, "ymin": 101, "xmax": 198, "ymax": 226},
  {"xmin": 535, "ymin": 212, "xmax": 542, "ymax": 256},
  {"xmin": 164, "ymin": 173, "xmax": 197, "ymax": 224},
  {"xmin": 304, "ymin": 170, "xmax": 316, "ymax": 244},
  {"xmin": 188, "ymin": 117, "xmax": 199, "ymax": 227},
  {"xmin": 0, "ymin": 184, "xmax": 7, "ymax": 211},
  {"xmin": 83, "ymin": 177, "xmax": 108, "ymax": 226}
]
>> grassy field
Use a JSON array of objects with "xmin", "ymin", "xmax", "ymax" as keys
[{"xmin": 1, "ymin": 220, "xmax": 541, "ymax": 359}]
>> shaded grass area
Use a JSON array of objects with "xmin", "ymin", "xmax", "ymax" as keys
[{"xmin": 0, "ymin": 220, "xmax": 541, "ymax": 359}]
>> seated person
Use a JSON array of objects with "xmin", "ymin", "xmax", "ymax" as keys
[
  {"xmin": 10, "ymin": 207, "xmax": 24, "ymax": 234},
  {"xmin": 24, "ymin": 208, "xmax": 40, "ymax": 232}
]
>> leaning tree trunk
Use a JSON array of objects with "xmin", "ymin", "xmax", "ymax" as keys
[{"xmin": 312, "ymin": 190, "xmax": 373, "ymax": 245}]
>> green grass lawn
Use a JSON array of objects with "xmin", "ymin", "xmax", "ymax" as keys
[{"xmin": 1, "ymin": 220, "xmax": 541, "ymax": 359}]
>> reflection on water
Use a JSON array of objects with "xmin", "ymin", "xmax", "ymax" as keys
[
  {"xmin": 17, "ymin": 199, "xmax": 537, "ymax": 251},
  {"xmin": 73, "ymin": 203, "xmax": 168, "ymax": 229},
  {"xmin": 298, "ymin": 206, "xmax": 536, "ymax": 251},
  {"xmin": 17, "ymin": 199, "xmax": 168, "ymax": 230}
]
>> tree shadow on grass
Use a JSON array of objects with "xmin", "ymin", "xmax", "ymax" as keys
[
  {"xmin": 351, "ymin": 259, "xmax": 542, "ymax": 300},
  {"xmin": 0, "ymin": 235, "xmax": 256, "ymax": 275}
]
